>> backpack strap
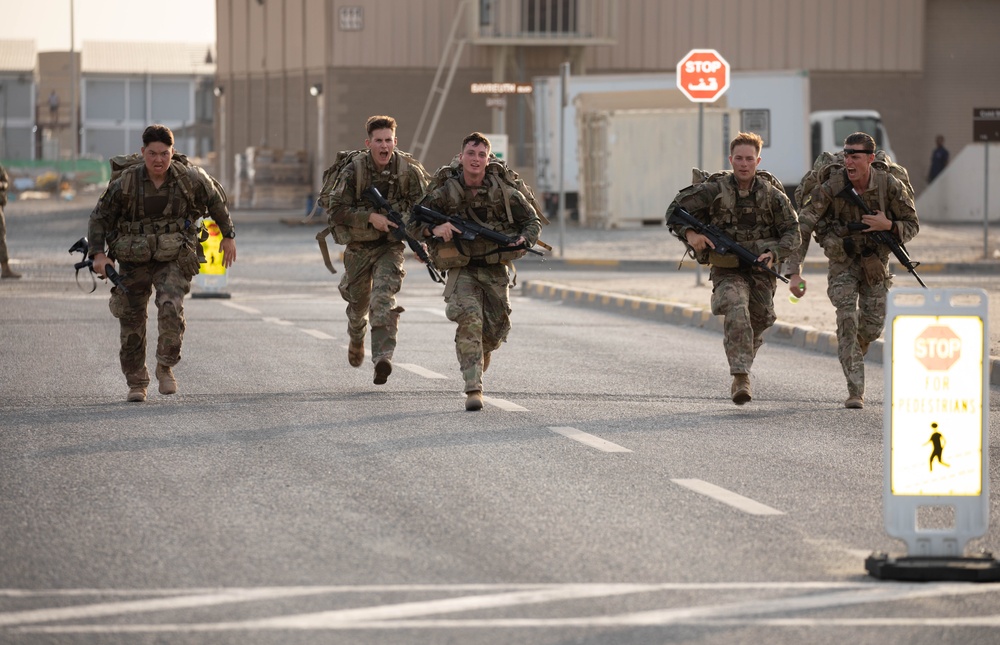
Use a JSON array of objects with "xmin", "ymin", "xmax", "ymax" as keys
[
  {"xmin": 352, "ymin": 153, "xmax": 367, "ymax": 201},
  {"xmin": 397, "ymin": 152, "xmax": 409, "ymax": 197},
  {"xmin": 499, "ymin": 182, "xmax": 515, "ymax": 224}
]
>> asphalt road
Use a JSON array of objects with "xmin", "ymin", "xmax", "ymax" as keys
[{"xmin": 2, "ymin": 205, "xmax": 1000, "ymax": 644}]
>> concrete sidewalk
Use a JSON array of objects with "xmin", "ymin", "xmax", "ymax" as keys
[{"xmin": 518, "ymin": 221, "xmax": 1000, "ymax": 385}]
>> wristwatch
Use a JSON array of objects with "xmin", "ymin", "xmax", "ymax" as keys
[{"xmin": 223, "ymin": 230, "xmax": 236, "ymax": 239}]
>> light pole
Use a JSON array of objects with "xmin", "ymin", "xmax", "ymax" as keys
[
  {"xmin": 70, "ymin": 0, "xmax": 78, "ymax": 162},
  {"xmin": 214, "ymin": 86, "xmax": 227, "ymax": 190},
  {"xmin": 310, "ymin": 83, "xmax": 324, "ymax": 201}
]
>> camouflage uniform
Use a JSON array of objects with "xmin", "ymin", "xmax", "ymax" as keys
[
  {"xmin": 667, "ymin": 173, "xmax": 800, "ymax": 375},
  {"xmin": 0, "ymin": 163, "xmax": 11, "ymax": 265},
  {"xmin": 410, "ymin": 175, "xmax": 541, "ymax": 394},
  {"xmin": 88, "ymin": 161, "xmax": 233, "ymax": 390},
  {"xmin": 785, "ymin": 167, "xmax": 918, "ymax": 398},
  {"xmin": 323, "ymin": 150, "xmax": 428, "ymax": 363}
]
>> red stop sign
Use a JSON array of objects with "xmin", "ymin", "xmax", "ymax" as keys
[
  {"xmin": 915, "ymin": 325, "xmax": 961, "ymax": 371},
  {"xmin": 676, "ymin": 49, "xmax": 730, "ymax": 103}
]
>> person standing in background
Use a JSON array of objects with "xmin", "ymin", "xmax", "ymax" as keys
[{"xmin": 928, "ymin": 135, "xmax": 949, "ymax": 183}]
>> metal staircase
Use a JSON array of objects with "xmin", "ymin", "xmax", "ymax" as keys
[{"xmin": 410, "ymin": 0, "xmax": 471, "ymax": 161}]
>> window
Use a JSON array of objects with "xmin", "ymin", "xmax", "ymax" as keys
[
  {"xmin": 151, "ymin": 81, "xmax": 191, "ymax": 123},
  {"xmin": 523, "ymin": 0, "xmax": 578, "ymax": 34}
]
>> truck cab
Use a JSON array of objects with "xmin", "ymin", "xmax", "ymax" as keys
[{"xmin": 810, "ymin": 109, "xmax": 897, "ymax": 161}]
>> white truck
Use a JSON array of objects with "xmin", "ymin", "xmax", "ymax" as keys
[{"xmin": 533, "ymin": 70, "xmax": 896, "ymax": 219}]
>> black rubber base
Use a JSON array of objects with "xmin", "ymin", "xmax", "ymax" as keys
[
  {"xmin": 865, "ymin": 552, "xmax": 1000, "ymax": 582},
  {"xmin": 191, "ymin": 292, "xmax": 232, "ymax": 299}
]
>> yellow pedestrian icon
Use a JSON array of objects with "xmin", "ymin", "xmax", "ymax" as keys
[{"xmin": 924, "ymin": 422, "xmax": 950, "ymax": 472}]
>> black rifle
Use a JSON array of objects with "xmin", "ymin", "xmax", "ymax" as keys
[
  {"xmin": 667, "ymin": 207, "xmax": 789, "ymax": 283},
  {"xmin": 362, "ymin": 187, "xmax": 444, "ymax": 284},
  {"xmin": 69, "ymin": 236, "xmax": 129, "ymax": 294},
  {"xmin": 839, "ymin": 186, "xmax": 926, "ymax": 288},
  {"xmin": 411, "ymin": 204, "xmax": 543, "ymax": 258}
]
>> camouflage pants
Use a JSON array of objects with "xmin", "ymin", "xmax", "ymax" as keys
[
  {"xmin": 444, "ymin": 264, "xmax": 512, "ymax": 393},
  {"xmin": 710, "ymin": 267, "xmax": 777, "ymax": 374},
  {"xmin": 0, "ymin": 205, "xmax": 9, "ymax": 264},
  {"xmin": 338, "ymin": 240, "xmax": 405, "ymax": 363},
  {"xmin": 109, "ymin": 260, "xmax": 191, "ymax": 388},
  {"xmin": 827, "ymin": 262, "xmax": 890, "ymax": 397}
]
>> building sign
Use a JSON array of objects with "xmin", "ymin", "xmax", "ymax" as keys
[
  {"xmin": 470, "ymin": 83, "xmax": 532, "ymax": 94},
  {"xmin": 973, "ymin": 108, "xmax": 1000, "ymax": 142}
]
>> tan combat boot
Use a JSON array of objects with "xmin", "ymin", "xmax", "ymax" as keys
[
  {"xmin": 127, "ymin": 387, "xmax": 147, "ymax": 403},
  {"xmin": 1, "ymin": 262, "xmax": 21, "ymax": 279},
  {"xmin": 156, "ymin": 364, "xmax": 178, "ymax": 395},
  {"xmin": 483, "ymin": 352, "xmax": 492, "ymax": 373},
  {"xmin": 465, "ymin": 390, "xmax": 484, "ymax": 411},
  {"xmin": 348, "ymin": 339, "xmax": 365, "ymax": 367},
  {"xmin": 845, "ymin": 395, "xmax": 864, "ymax": 409},
  {"xmin": 731, "ymin": 374, "xmax": 752, "ymax": 405},
  {"xmin": 373, "ymin": 358, "xmax": 392, "ymax": 385}
]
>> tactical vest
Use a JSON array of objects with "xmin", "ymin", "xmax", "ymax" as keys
[
  {"xmin": 109, "ymin": 162, "xmax": 203, "ymax": 263},
  {"xmin": 427, "ymin": 175, "xmax": 526, "ymax": 270},
  {"xmin": 675, "ymin": 171, "xmax": 783, "ymax": 268},
  {"xmin": 813, "ymin": 168, "xmax": 894, "ymax": 262}
]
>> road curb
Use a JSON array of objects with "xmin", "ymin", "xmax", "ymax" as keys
[
  {"xmin": 521, "ymin": 279, "xmax": 1000, "ymax": 386},
  {"xmin": 517, "ymin": 257, "xmax": 1000, "ymax": 275}
]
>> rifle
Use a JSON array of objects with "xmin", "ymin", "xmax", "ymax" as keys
[
  {"xmin": 667, "ymin": 207, "xmax": 789, "ymax": 283},
  {"xmin": 410, "ymin": 204, "xmax": 544, "ymax": 258},
  {"xmin": 362, "ymin": 187, "xmax": 444, "ymax": 284},
  {"xmin": 839, "ymin": 186, "xmax": 926, "ymax": 288},
  {"xmin": 69, "ymin": 236, "xmax": 129, "ymax": 294}
]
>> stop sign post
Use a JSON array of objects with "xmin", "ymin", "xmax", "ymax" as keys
[
  {"xmin": 866, "ymin": 287, "xmax": 997, "ymax": 581},
  {"xmin": 676, "ymin": 49, "xmax": 730, "ymax": 103}
]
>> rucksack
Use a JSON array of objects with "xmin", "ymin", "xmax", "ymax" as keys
[
  {"xmin": 313, "ymin": 149, "xmax": 430, "ymax": 271},
  {"xmin": 108, "ymin": 151, "xmax": 227, "ymax": 217},
  {"xmin": 794, "ymin": 149, "xmax": 913, "ymax": 209},
  {"xmin": 688, "ymin": 168, "xmax": 786, "ymax": 213},
  {"xmin": 317, "ymin": 149, "xmax": 426, "ymax": 211},
  {"xmin": 427, "ymin": 153, "xmax": 551, "ymax": 227}
]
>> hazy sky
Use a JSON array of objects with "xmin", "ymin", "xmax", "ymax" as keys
[{"xmin": 0, "ymin": 0, "xmax": 216, "ymax": 51}]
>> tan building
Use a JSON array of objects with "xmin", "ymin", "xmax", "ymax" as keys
[{"xmin": 215, "ymin": 0, "xmax": 1000, "ymax": 204}]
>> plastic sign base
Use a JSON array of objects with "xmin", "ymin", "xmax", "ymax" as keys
[
  {"xmin": 865, "ymin": 551, "xmax": 1000, "ymax": 582},
  {"xmin": 191, "ymin": 291, "xmax": 231, "ymax": 299}
]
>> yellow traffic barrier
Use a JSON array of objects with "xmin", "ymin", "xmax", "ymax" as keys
[{"xmin": 192, "ymin": 218, "xmax": 231, "ymax": 298}]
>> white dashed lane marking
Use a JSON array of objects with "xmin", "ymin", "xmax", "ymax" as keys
[
  {"xmin": 396, "ymin": 363, "xmax": 448, "ymax": 379},
  {"xmin": 216, "ymin": 301, "xmax": 261, "ymax": 315},
  {"xmin": 671, "ymin": 479, "xmax": 784, "ymax": 516},
  {"xmin": 299, "ymin": 329, "xmax": 335, "ymax": 340},
  {"xmin": 548, "ymin": 427, "xmax": 631, "ymax": 452},
  {"xmin": 483, "ymin": 396, "xmax": 528, "ymax": 412}
]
